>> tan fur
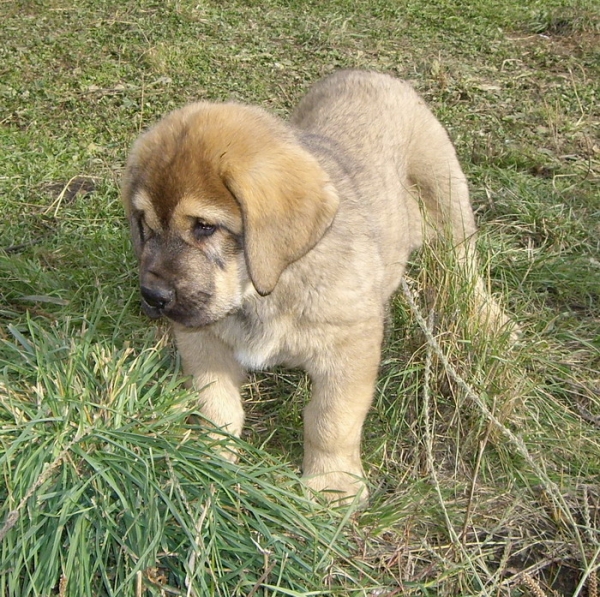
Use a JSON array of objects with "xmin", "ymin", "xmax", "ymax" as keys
[{"xmin": 122, "ymin": 70, "xmax": 512, "ymax": 503}]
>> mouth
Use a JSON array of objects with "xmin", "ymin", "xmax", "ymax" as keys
[
  {"xmin": 140, "ymin": 296, "xmax": 222, "ymax": 328},
  {"xmin": 140, "ymin": 298, "xmax": 165, "ymax": 320}
]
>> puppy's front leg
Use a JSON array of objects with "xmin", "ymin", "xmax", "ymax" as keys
[
  {"xmin": 302, "ymin": 324, "xmax": 383, "ymax": 503},
  {"xmin": 174, "ymin": 327, "xmax": 245, "ymax": 455}
]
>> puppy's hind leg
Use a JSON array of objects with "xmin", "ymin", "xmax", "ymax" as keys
[
  {"xmin": 405, "ymin": 102, "xmax": 516, "ymax": 338},
  {"xmin": 453, "ymin": 240, "xmax": 519, "ymax": 339}
]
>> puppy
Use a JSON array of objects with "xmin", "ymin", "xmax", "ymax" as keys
[{"xmin": 122, "ymin": 70, "xmax": 508, "ymax": 502}]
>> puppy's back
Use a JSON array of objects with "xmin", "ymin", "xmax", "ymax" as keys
[
  {"xmin": 291, "ymin": 70, "xmax": 421, "ymax": 152},
  {"xmin": 292, "ymin": 70, "xmax": 477, "ymax": 296}
]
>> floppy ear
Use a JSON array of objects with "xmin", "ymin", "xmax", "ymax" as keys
[
  {"xmin": 121, "ymin": 155, "xmax": 144, "ymax": 260},
  {"xmin": 222, "ymin": 143, "xmax": 339, "ymax": 296}
]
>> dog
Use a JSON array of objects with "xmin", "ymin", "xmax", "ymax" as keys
[{"xmin": 122, "ymin": 70, "xmax": 510, "ymax": 503}]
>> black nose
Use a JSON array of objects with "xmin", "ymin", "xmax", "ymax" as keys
[{"xmin": 140, "ymin": 285, "xmax": 174, "ymax": 311}]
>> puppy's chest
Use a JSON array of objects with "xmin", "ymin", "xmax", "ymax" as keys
[{"xmin": 213, "ymin": 308, "xmax": 304, "ymax": 371}]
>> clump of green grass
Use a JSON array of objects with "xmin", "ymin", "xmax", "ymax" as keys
[{"xmin": 0, "ymin": 314, "xmax": 375, "ymax": 596}]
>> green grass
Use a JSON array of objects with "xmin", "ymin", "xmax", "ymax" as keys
[
  {"xmin": 1, "ymin": 315, "xmax": 376, "ymax": 595},
  {"xmin": 1, "ymin": 0, "xmax": 599, "ymax": 595}
]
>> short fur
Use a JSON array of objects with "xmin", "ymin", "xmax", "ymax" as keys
[{"xmin": 123, "ymin": 70, "xmax": 509, "ymax": 502}]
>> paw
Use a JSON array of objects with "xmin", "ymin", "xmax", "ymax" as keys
[
  {"xmin": 186, "ymin": 414, "xmax": 242, "ymax": 463},
  {"xmin": 302, "ymin": 470, "xmax": 369, "ymax": 505},
  {"xmin": 210, "ymin": 436, "xmax": 240, "ymax": 463}
]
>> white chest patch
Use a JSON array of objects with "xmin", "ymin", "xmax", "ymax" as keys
[
  {"xmin": 215, "ymin": 313, "xmax": 289, "ymax": 371},
  {"xmin": 233, "ymin": 343, "xmax": 278, "ymax": 371}
]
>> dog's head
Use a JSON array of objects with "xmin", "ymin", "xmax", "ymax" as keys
[{"xmin": 122, "ymin": 102, "xmax": 339, "ymax": 328}]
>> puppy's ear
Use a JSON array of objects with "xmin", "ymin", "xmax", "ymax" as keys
[
  {"xmin": 121, "ymin": 158, "xmax": 142, "ymax": 259},
  {"xmin": 223, "ymin": 143, "xmax": 339, "ymax": 296}
]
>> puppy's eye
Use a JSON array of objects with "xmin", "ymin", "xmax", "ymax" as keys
[
  {"xmin": 193, "ymin": 220, "xmax": 217, "ymax": 239},
  {"xmin": 137, "ymin": 214, "xmax": 148, "ymax": 242}
]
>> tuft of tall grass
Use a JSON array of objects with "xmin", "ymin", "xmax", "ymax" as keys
[{"xmin": 0, "ymin": 313, "xmax": 374, "ymax": 596}]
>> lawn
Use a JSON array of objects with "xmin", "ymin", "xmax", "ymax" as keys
[{"xmin": 1, "ymin": 0, "xmax": 599, "ymax": 595}]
